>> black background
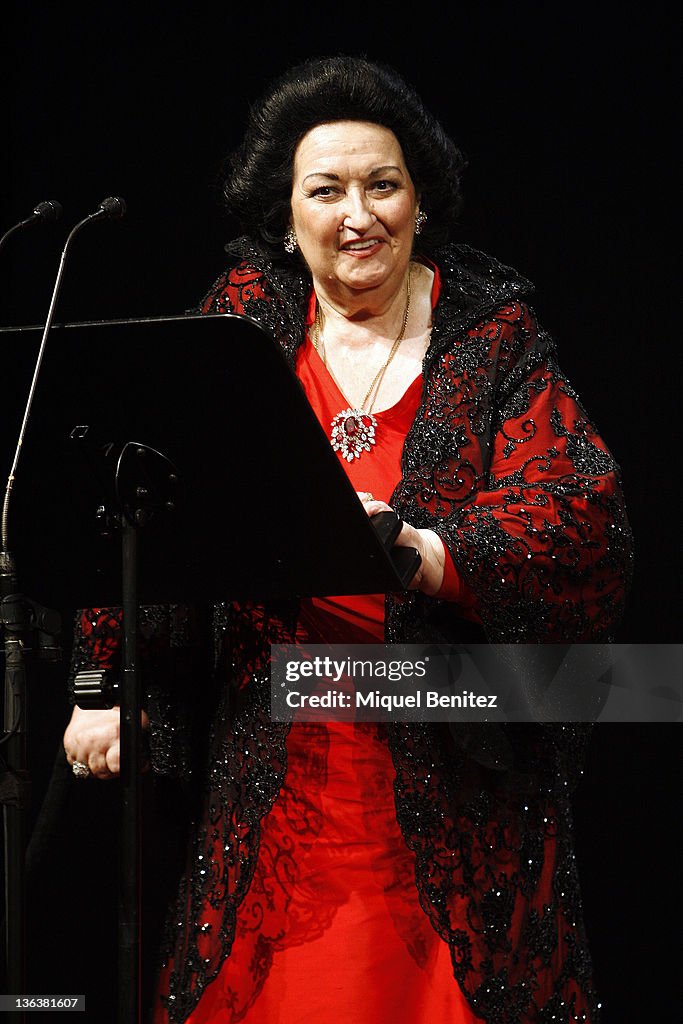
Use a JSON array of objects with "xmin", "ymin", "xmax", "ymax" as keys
[{"xmin": 2, "ymin": 3, "xmax": 680, "ymax": 1022}]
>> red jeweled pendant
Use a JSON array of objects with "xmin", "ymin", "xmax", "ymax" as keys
[{"xmin": 330, "ymin": 408, "xmax": 377, "ymax": 462}]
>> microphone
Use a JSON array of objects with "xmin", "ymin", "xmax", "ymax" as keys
[
  {"xmin": 0, "ymin": 200, "xmax": 63, "ymax": 256},
  {"xmin": 1, "ymin": 197, "xmax": 127, "ymax": 555},
  {"xmin": 66, "ymin": 195, "xmax": 127, "ymax": 236},
  {"xmin": 97, "ymin": 196, "xmax": 127, "ymax": 219},
  {"xmin": 31, "ymin": 200, "xmax": 63, "ymax": 222}
]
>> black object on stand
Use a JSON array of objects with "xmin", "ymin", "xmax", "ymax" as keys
[{"xmin": 0, "ymin": 312, "xmax": 421, "ymax": 1022}]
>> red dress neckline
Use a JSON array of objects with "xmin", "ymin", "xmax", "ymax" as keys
[{"xmin": 295, "ymin": 261, "xmax": 442, "ymax": 639}]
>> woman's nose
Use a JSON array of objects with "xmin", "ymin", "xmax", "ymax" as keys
[{"xmin": 341, "ymin": 190, "xmax": 376, "ymax": 232}]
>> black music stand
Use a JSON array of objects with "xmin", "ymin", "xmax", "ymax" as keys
[{"xmin": 1, "ymin": 312, "xmax": 420, "ymax": 1023}]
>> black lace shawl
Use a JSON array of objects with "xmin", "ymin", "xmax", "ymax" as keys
[{"xmin": 74, "ymin": 239, "xmax": 633, "ymax": 1023}]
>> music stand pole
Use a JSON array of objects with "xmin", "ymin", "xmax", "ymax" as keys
[{"xmin": 114, "ymin": 440, "xmax": 177, "ymax": 1023}]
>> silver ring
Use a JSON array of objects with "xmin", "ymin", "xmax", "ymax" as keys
[{"xmin": 71, "ymin": 760, "xmax": 91, "ymax": 779}]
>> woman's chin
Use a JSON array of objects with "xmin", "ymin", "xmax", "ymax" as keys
[{"xmin": 335, "ymin": 262, "xmax": 399, "ymax": 294}]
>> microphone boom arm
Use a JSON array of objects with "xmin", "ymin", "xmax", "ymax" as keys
[{"xmin": 1, "ymin": 197, "xmax": 126, "ymax": 553}]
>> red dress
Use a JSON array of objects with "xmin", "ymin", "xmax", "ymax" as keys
[{"xmin": 166, "ymin": 278, "xmax": 482, "ymax": 1023}]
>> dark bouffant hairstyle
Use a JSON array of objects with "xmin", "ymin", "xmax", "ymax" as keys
[{"xmin": 221, "ymin": 56, "xmax": 467, "ymax": 256}]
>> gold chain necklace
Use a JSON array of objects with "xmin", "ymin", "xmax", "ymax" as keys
[{"xmin": 312, "ymin": 269, "xmax": 412, "ymax": 462}]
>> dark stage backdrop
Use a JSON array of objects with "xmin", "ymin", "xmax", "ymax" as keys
[{"xmin": 2, "ymin": 4, "xmax": 680, "ymax": 1023}]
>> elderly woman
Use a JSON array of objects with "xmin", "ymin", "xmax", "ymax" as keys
[{"xmin": 64, "ymin": 57, "xmax": 632, "ymax": 1023}]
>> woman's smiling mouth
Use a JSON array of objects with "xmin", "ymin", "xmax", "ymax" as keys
[{"xmin": 340, "ymin": 238, "xmax": 385, "ymax": 255}]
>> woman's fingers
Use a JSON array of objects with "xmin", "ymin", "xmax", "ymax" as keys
[
  {"xmin": 354, "ymin": 493, "xmax": 445, "ymax": 595},
  {"xmin": 104, "ymin": 742, "xmax": 121, "ymax": 777},
  {"xmin": 64, "ymin": 706, "xmax": 150, "ymax": 780},
  {"xmin": 357, "ymin": 491, "xmax": 391, "ymax": 516},
  {"xmin": 89, "ymin": 750, "xmax": 118, "ymax": 780}
]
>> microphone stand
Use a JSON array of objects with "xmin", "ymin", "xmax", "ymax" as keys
[
  {"xmin": 0, "ymin": 553, "xmax": 29, "ymax": 1020},
  {"xmin": 1, "ymin": 561, "xmax": 61, "ymax": 1022},
  {"xmin": 1, "ymin": 199, "xmax": 125, "ymax": 1019}
]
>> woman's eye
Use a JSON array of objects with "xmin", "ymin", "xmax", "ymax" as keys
[
  {"xmin": 371, "ymin": 180, "xmax": 398, "ymax": 192},
  {"xmin": 310, "ymin": 186, "xmax": 337, "ymax": 198}
]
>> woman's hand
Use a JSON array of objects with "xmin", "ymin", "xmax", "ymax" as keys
[
  {"xmin": 63, "ymin": 705, "xmax": 150, "ymax": 780},
  {"xmin": 357, "ymin": 493, "xmax": 446, "ymax": 595}
]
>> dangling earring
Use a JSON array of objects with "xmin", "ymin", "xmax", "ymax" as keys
[
  {"xmin": 415, "ymin": 209, "xmax": 427, "ymax": 235},
  {"xmin": 284, "ymin": 227, "xmax": 297, "ymax": 254}
]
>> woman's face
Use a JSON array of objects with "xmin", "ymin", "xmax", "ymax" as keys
[{"xmin": 290, "ymin": 121, "xmax": 419, "ymax": 301}]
